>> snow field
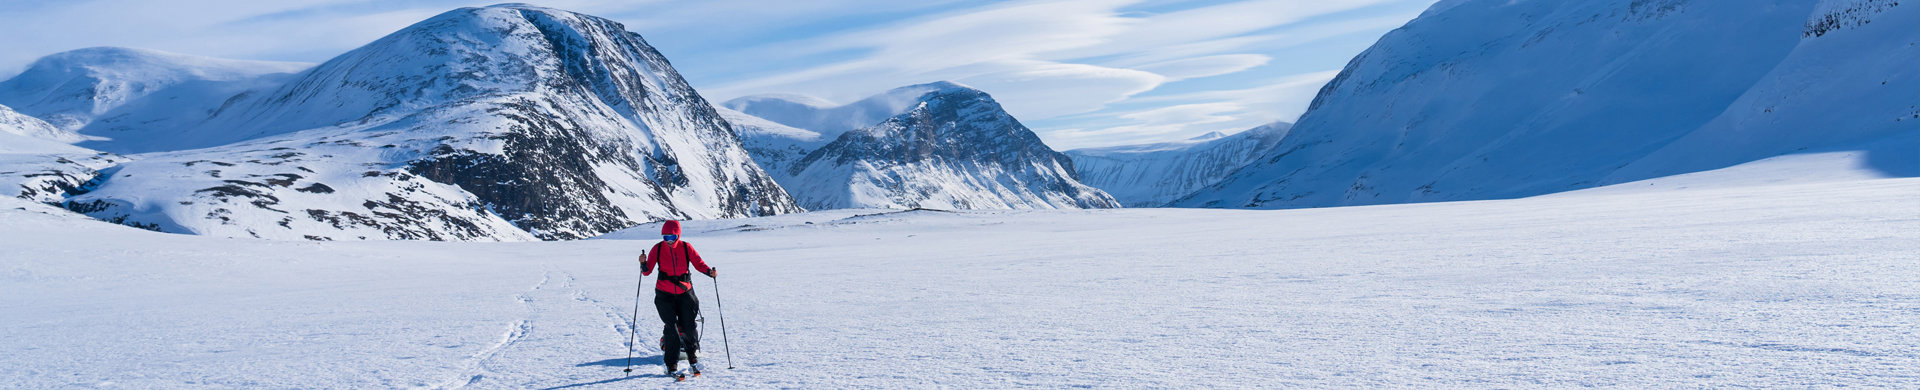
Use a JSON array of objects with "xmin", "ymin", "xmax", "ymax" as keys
[{"xmin": 3, "ymin": 177, "xmax": 1917, "ymax": 388}]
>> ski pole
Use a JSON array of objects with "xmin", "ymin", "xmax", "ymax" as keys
[
  {"xmin": 623, "ymin": 250, "xmax": 646, "ymax": 376},
  {"xmin": 712, "ymin": 274, "xmax": 735, "ymax": 369}
]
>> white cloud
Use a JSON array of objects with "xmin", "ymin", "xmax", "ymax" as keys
[
  {"xmin": 1045, "ymin": 102, "xmax": 1242, "ymax": 148},
  {"xmin": 1039, "ymin": 70, "xmax": 1340, "ymax": 149},
  {"xmin": 0, "ymin": 0, "xmax": 349, "ymax": 75},
  {"xmin": 703, "ymin": 0, "xmax": 1392, "ymax": 122},
  {"xmin": 1044, "ymin": 0, "xmax": 1393, "ymax": 60},
  {"xmin": 1131, "ymin": 69, "xmax": 1341, "ymax": 109},
  {"xmin": 957, "ymin": 61, "xmax": 1164, "ymax": 119},
  {"xmin": 699, "ymin": 0, "xmax": 1158, "ymax": 118},
  {"xmin": 1118, "ymin": 102, "xmax": 1245, "ymax": 124},
  {"xmin": 703, "ymin": 1, "xmax": 1135, "ymax": 94},
  {"xmin": 1131, "ymin": 54, "xmax": 1271, "ymax": 81},
  {"xmin": 612, "ymin": 0, "xmax": 957, "ymax": 33}
]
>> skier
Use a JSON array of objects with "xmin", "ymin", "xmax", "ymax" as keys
[{"xmin": 640, "ymin": 220, "xmax": 716, "ymax": 380}]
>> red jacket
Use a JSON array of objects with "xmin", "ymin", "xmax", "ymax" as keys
[{"xmin": 644, "ymin": 240, "xmax": 711, "ymax": 294}]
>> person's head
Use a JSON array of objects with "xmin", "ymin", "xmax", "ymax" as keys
[{"xmin": 661, "ymin": 220, "xmax": 681, "ymax": 242}]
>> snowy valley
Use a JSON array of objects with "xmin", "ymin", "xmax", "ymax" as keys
[
  {"xmin": 2, "ymin": 0, "xmax": 1916, "ymax": 388},
  {"xmin": 1065, "ymin": 121, "xmax": 1290, "ymax": 207},
  {"xmin": 4, "ymin": 171, "xmax": 1916, "ymax": 388}
]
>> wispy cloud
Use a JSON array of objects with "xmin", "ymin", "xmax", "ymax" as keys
[
  {"xmin": 1043, "ymin": 69, "xmax": 1340, "ymax": 149},
  {"xmin": 1132, "ymin": 54, "xmax": 1272, "ymax": 81},
  {"xmin": 702, "ymin": 0, "xmax": 1402, "ymax": 121}
]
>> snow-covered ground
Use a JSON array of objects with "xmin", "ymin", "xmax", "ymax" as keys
[{"xmin": 4, "ymin": 175, "xmax": 1917, "ymax": 388}]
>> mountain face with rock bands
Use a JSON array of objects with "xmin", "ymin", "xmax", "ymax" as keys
[
  {"xmin": 730, "ymin": 82, "xmax": 1119, "ymax": 210},
  {"xmin": 9, "ymin": 4, "xmax": 800, "ymax": 241},
  {"xmin": 1066, "ymin": 122, "xmax": 1291, "ymax": 207},
  {"xmin": 1178, "ymin": 0, "xmax": 1917, "ymax": 209}
]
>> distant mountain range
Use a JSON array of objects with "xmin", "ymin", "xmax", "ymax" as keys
[
  {"xmin": 1065, "ymin": 122, "xmax": 1290, "ymax": 207},
  {"xmin": 0, "ymin": 47, "xmax": 311, "ymax": 153},
  {"xmin": 2, "ymin": 0, "xmax": 1909, "ymax": 241},
  {"xmin": 0, "ymin": 4, "xmax": 1116, "ymax": 241}
]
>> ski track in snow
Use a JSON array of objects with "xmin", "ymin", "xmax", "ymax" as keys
[
  {"xmin": 434, "ymin": 268, "xmax": 549, "ymax": 389},
  {"xmin": 3, "ymin": 178, "xmax": 1919, "ymax": 388}
]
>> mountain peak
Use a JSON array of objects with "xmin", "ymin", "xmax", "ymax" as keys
[
  {"xmin": 725, "ymin": 93, "xmax": 837, "ymax": 109},
  {"xmin": 196, "ymin": 3, "xmax": 689, "ymax": 144},
  {"xmin": 32, "ymin": 47, "xmax": 185, "ymax": 70},
  {"xmin": 1188, "ymin": 131, "xmax": 1227, "ymax": 141},
  {"xmin": 0, "ymin": 47, "xmax": 311, "ymax": 136},
  {"xmin": 772, "ymin": 81, "xmax": 1116, "ymax": 210},
  {"xmin": 480, "ymin": 3, "xmax": 546, "ymax": 9},
  {"xmin": 724, "ymin": 81, "xmax": 987, "ymax": 142},
  {"xmin": 878, "ymin": 81, "xmax": 982, "ymax": 103},
  {"xmin": 891, "ymin": 80, "xmax": 976, "ymax": 93},
  {"xmin": 19, "ymin": 47, "xmax": 311, "ymax": 78},
  {"xmin": 33, "ymin": 4, "xmax": 800, "ymax": 240}
]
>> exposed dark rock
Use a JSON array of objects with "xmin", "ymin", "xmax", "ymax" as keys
[{"xmin": 296, "ymin": 183, "xmax": 336, "ymax": 194}]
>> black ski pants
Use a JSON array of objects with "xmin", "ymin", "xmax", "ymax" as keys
[{"xmin": 655, "ymin": 289, "xmax": 700, "ymax": 363}]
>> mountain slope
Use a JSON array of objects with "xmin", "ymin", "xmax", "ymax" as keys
[
  {"xmin": 1178, "ymin": 0, "xmax": 1915, "ymax": 209},
  {"xmin": 1066, "ymin": 122, "xmax": 1291, "ymax": 207},
  {"xmin": 0, "ymin": 47, "xmax": 311, "ymax": 153},
  {"xmin": 719, "ymin": 106, "xmax": 824, "ymax": 183},
  {"xmin": 51, "ymin": 4, "xmax": 800, "ymax": 241},
  {"xmin": 0, "ymin": 104, "xmax": 124, "ymax": 204},
  {"xmin": 1605, "ymin": 0, "xmax": 1918, "ymax": 182},
  {"xmin": 780, "ymin": 83, "xmax": 1118, "ymax": 210},
  {"xmin": 0, "ymin": 103, "xmax": 88, "ymax": 146}
]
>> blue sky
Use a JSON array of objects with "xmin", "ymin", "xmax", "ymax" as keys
[{"xmin": 0, "ymin": 0, "xmax": 1438, "ymax": 149}]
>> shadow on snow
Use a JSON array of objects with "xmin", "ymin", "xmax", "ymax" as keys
[{"xmin": 533, "ymin": 355, "xmax": 668, "ymax": 390}]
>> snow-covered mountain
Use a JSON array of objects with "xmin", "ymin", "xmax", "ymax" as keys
[
  {"xmin": 770, "ymin": 82, "xmax": 1119, "ymax": 210},
  {"xmin": 0, "ymin": 104, "xmax": 124, "ymax": 205},
  {"xmin": 719, "ymin": 86, "xmax": 943, "ymax": 185},
  {"xmin": 723, "ymin": 84, "xmax": 963, "ymax": 142},
  {"xmin": 1177, "ymin": 0, "xmax": 1918, "ymax": 209},
  {"xmin": 1066, "ymin": 122, "xmax": 1291, "ymax": 207},
  {"xmin": 718, "ymin": 106, "xmax": 824, "ymax": 183},
  {"xmin": 0, "ymin": 47, "xmax": 311, "ymax": 153},
  {"xmin": 23, "ymin": 4, "xmax": 801, "ymax": 241},
  {"xmin": 0, "ymin": 103, "xmax": 86, "ymax": 145},
  {"xmin": 1606, "ymin": 0, "xmax": 1919, "ymax": 182}
]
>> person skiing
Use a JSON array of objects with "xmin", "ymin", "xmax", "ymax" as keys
[{"xmin": 640, "ymin": 220, "xmax": 716, "ymax": 380}]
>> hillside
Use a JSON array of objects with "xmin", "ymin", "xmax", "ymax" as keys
[{"xmin": 1179, "ymin": 0, "xmax": 1917, "ymax": 208}]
